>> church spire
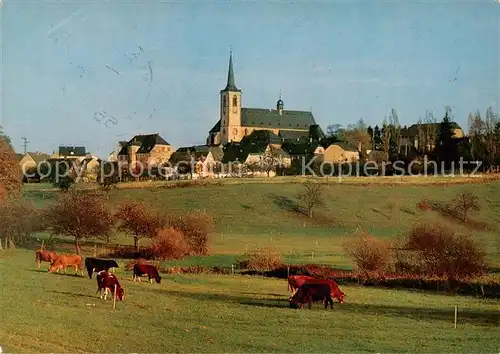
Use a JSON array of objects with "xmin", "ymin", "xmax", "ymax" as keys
[{"xmin": 221, "ymin": 51, "xmax": 240, "ymax": 92}]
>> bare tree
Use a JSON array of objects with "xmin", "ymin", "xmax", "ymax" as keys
[
  {"xmin": 381, "ymin": 118, "xmax": 391, "ymax": 161},
  {"xmin": 485, "ymin": 107, "xmax": 499, "ymax": 170},
  {"xmin": 46, "ymin": 190, "xmax": 115, "ymax": 254},
  {"xmin": 452, "ymin": 192, "xmax": 480, "ymax": 223},
  {"xmin": 297, "ymin": 180, "xmax": 324, "ymax": 218},
  {"xmin": 424, "ymin": 111, "xmax": 437, "ymax": 152},
  {"xmin": 389, "ymin": 109, "xmax": 402, "ymax": 155},
  {"xmin": 344, "ymin": 119, "xmax": 371, "ymax": 155},
  {"xmin": 259, "ymin": 146, "xmax": 283, "ymax": 177}
]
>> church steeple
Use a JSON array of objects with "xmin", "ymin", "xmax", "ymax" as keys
[{"xmin": 221, "ymin": 51, "xmax": 241, "ymax": 93}]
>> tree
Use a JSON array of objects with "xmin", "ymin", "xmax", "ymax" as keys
[
  {"xmin": 423, "ymin": 110, "xmax": 437, "ymax": 152},
  {"xmin": 0, "ymin": 197, "xmax": 43, "ymax": 248},
  {"xmin": 344, "ymin": 119, "xmax": 371, "ymax": 156},
  {"xmin": 45, "ymin": 190, "xmax": 114, "ymax": 254},
  {"xmin": 436, "ymin": 107, "xmax": 456, "ymax": 168},
  {"xmin": 0, "ymin": 125, "xmax": 12, "ymax": 147},
  {"xmin": 115, "ymin": 200, "xmax": 162, "ymax": 251},
  {"xmin": 381, "ymin": 119, "xmax": 391, "ymax": 162},
  {"xmin": 451, "ymin": 192, "xmax": 480, "ymax": 223},
  {"xmin": 373, "ymin": 125, "xmax": 382, "ymax": 150},
  {"xmin": 259, "ymin": 146, "xmax": 283, "ymax": 177},
  {"xmin": 484, "ymin": 106, "xmax": 499, "ymax": 170},
  {"xmin": 0, "ymin": 136, "xmax": 22, "ymax": 198},
  {"xmin": 389, "ymin": 108, "xmax": 402, "ymax": 156},
  {"xmin": 297, "ymin": 180, "xmax": 323, "ymax": 218}
]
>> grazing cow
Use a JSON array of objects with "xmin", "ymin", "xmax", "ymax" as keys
[
  {"xmin": 304, "ymin": 278, "xmax": 346, "ymax": 303},
  {"xmin": 133, "ymin": 264, "xmax": 161, "ymax": 284},
  {"xmin": 35, "ymin": 250, "xmax": 57, "ymax": 270},
  {"xmin": 96, "ymin": 270, "xmax": 125, "ymax": 300},
  {"xmin": 289, "ymin": 283, "xmax": 334, "ymax": 310},
  {"xmin": 85, "ymin": 257, "xmax": 119, "ymax": 279},
  {"xmin": 48, "ymin": 254, "xmax": 84, "ymax": 276},
  {"xmin": 287, "ymin": 275, "xmax": 316, "ymax": 295}
]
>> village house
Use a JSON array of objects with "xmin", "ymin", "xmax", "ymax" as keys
[
  {"xmin": 206, "ymin": 53, "xmax": 318, "ymax": 146},
  {"xmin": 401, "ymin": 122, "xmax": 464, "ymax": 152},
  {"xmin": 18, "ymin": 152, "xmax": 51, "ymax": 182},
  {"xmin": 319, "ymin": 142, "xmax": 360, "ymax": 163},
  {"xmin": 117, "ymin": 134, "xmax": 173, "ymax": 167}
]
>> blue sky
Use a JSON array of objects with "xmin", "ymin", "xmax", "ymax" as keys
[{"xmin": 1, "ymin": 0, "xmax": 498, "ymax": 157}]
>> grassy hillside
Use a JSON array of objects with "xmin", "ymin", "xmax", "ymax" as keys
[
  {"xmin": 0, "ymin": 249, "xmax": 498, "ymax": 353},
  {"xmin": 25, "ymin": 179, "xmax": 500, "ymax": 269}
]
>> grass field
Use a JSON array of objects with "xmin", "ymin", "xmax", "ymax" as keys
[
  {"xmin": 25, "ymin": 179, "xmax": 500, "ymax": 269},
  {"xmin": 6, "ymin": 179, "xmax": 499, "ymax": 352},
  {"xmin": 0, "ymin": 249, "xmax": 499, "ymax": 353}
]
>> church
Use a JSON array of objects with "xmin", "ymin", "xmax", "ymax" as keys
[{"xmin": 206, "ymin": 53, "xmax": 318, "ymax": 146}]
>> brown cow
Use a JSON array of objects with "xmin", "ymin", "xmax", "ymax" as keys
[
  {"xmin": 287, "ymin": 275, "xmax": 316, "ymax": 295},
  {"xmin": 48, "ymin": 254, "xmax": 84, "ymax": 276},
  {"xmin": 96, "ymin": 270, "xmax": 125, "ymax": 301},
  {"xmin": 288, "ymin": 275, "xmax": 346, "ymax": 303},
  {"xmin": 35, "ymin": 250, "xmax": 57, "ymax": 270},
  {"xmin": 304, "ymin": 278, "xmax": 346, "ymax": 303},
  {"xmin": 289, "ymin": 283, "xmax": 334, "ymax": 310}
]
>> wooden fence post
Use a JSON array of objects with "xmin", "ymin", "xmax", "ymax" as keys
[
  {"xmin": 454, "ymin": 306, "xmax": 457, "ymax": 328},
  {"xmin": 93, "ymin": 244, "xmax": 97, "ymax": 257},
  {"xmin": 113, "ymin": 284, "xmax": 117, "ymax": 310}
]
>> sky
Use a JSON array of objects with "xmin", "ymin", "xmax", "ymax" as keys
[{"xmin": 1, "ymin": 0, "xmax": 499, "ymax": 157}]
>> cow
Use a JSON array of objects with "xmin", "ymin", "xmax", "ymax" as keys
[
  {"xmin": 288, "ymin": 275, "xmax": 346, "ymax": 303},
  {"xmin": 289, "ymin": 283, "xmax": 334, "ymax": 310},
  {"xmin": 287, "ymin": 275, "xmax": 316, "ymax": 295},
  {"xmin": 96, "ymin": 270, "xmax": 125, "ymax": 301},
  {"xmin": 35, "ymin": 249, "xmax": 57, "ymax": 270},
  {"xmin": 133, "ymin": 264, "xmax": 161, "ymax": 284},
  {"xmin": 304, "ymin": 278, "xmax": 346, "ymax": 303},
  {"xmin": 85, "ymin": 257, "xmax": 119, "ymax": 279},
  {"xmin": 48, "ymin": 254, "xmax": 84, "ymax": 276}
]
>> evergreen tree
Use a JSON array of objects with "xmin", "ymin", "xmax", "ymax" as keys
[
  {"xmin": 373, "ymin": 125, "xmax": 382, "ymax": 150},
  {"xmin": 436, "ymin": 107, "xmax": 456, "ymax": 169}
]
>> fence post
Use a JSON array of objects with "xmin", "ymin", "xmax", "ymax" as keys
[
  {"xmin": 231, "ymin": 264, "xmax": 234, "ymax": 275},
  {"xmin": 454, "ymin": 306, "xmax": 457, "ymax": 328},
  {"xmin": 113, "ymin": 284, "xmax": 117, "ymax": 310},
  {"xmin": 41, "ymin": 240, "xmax": 45, "ymax": 250},
  {"xmin": 93, "ymin": 244, "xmax": 97, "ymax": 257}
]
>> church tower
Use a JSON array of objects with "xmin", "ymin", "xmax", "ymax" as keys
[{"xmin": 220, "ymin": 52, "xmax": 242, "ymax": 145}]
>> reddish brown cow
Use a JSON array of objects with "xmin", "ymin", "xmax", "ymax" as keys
[
  {"xmin": 304, "ymin": 278, "xmax": 346, "ymax": 303},
  {"xmin": 96, "ymin": 270, "xmax": 125, "ymax": 301},
  {"xmin": 48, "ymin": 254, "xmax": 84, "ymax": 276},
  {"xmin": 287, "ymin": 275, "xmax": 316, "ymax": 294},
  {"xmin": 289, "ymin": 283, "xmax": 334, "ymax": 310},
  {"xmin": 133, "ymin": 264, "xmax": 161, "ymax": 284},
  {"xmin": 35, "ymin": 250, "xmax": 57, "ymax": 270}
]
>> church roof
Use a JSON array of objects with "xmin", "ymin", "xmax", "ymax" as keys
[
  {"xmin": 209, "ymin": 120, "xmax": 221, "ymax": 133},
  {"xmin": 241, "ymin": 108, "xmax": 315, "ymax": 130}
]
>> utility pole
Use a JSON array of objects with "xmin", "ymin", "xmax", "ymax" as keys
[{"xmin": 21, "ymin": 137, "xmax": 29, "ymax": 154}]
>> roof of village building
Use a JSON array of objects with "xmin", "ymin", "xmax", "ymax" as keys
[
  {"xmin": 403, "ymin": 122, "xmax": 462, "ymax": 138},
  {"xmin": 22, "ymin": 152, "xmax": 51, "ymax": 164},
  {"xmin": 282, "ymin": 140, "xmax": 321, "ymax": 156},
  {"xmin": 118, "ymin": 134, "xmax": 170, "ymax": 155},
  {"xmin": 58, "ymin": 146, "xmax": 86, "ymax": 157}
]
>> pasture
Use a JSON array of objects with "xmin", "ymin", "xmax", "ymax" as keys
[
  {"xmin": 25, "ymin": 179, "xmax": 500, "ymax": 268},
  {"xmin": 5, "ymin": 178, "xmax": 499, "ymax": 352},
  {"xmin": 0, "ymin": 249, "xmax": 498, "ymax": 353}
]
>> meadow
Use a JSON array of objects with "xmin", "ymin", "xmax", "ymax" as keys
[
  {"xmin": 0, "ymin": 250, "xmax": 498, "ymax": 353},
  {"xmin": 4, "ymin": 177, "xmax": 499, "ymax": 352}
]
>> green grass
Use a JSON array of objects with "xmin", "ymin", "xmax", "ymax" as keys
[
  {"xmin": 1, "ymin": 249, "xmax": 498, "ymax": 353},
  {"xmin": 25, "ymin": 180, "xmax": 500, "ymax": 269}
]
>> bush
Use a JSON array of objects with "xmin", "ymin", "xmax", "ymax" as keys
[
  {"xmin": 417, "ymin": 200, "xmax": 432, "ymax": 211},
  {"xmin": 151, "ymin": 227, "xmax": 190, "ymax": 260},
  {"xmin": 402, "ymin": 222, "xmax": 487, "ymax": 280},
  {"xmin": 243, "ymin": 247, "xmax": 281, "ymax": 271},
  {"xmin": 0, "ymin": 197, "xmax": 45, "ymax": 248},
  {"xmin": 166, "ymin": 212, "xmax": 212, "ymax": 256},
  {"xmin": 342, "ymin": 228, "xmax": 392, "ymax": 277}
]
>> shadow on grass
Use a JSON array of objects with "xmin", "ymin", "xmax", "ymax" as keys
[
  {"xmin": 150, "ymin": 288, "xmax": 498, "ymax": 326},
  {"xmin": 52, "ymin": 291, "xmax": 96, "ymax": 299},
  {"xmin": 268, "ymin": 194, "xmax": 306, "ymax": 216}
]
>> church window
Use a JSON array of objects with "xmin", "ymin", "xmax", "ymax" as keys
[
  {"xmin": 232, "ymin": 95, "xmax": 238, "ymax": 106},
  {"xmin": 223, "ymin": 96, "xmax": 227, "ymax": 106},
  {"xmin": 222, "ymin": 128, "xmax": 226, "ymax": 134}
]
